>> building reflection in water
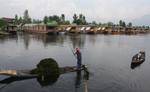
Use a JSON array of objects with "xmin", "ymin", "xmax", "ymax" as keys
[
  {"xmin": 23, "ymin": 33, "xmax": 31, "ymax": 50},
  {"xmin": 69, "ymin": 34, "xmax": 86, "ymax": 49},
  {"xmin": 0, "ymin": 34, "xmax": 18, "ymax": 44},
  {"xmin": 27, "ymin": 34, "xmax": 67, "ymax": 48},
  {"xmin": 0, "ymin": 33, "xmax": 87, "ymax": 50}
]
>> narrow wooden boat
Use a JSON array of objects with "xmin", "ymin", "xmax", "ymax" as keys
[
  {"xmin": 0, "ymin": 65, "xmax": 88, "ymax": 78},
  {"xmin": 0, "ymin": 70, "xmax": 38, "ymax": 78},
  {"xmin": 131, "ymin": 51, "xmax": 145, "ymax": 69}
]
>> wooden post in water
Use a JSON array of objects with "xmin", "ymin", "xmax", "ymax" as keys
[
  {"xmin": 83, "ymin": 65, "xmax": 89, "ymax": 92},
  {"xmin": 83, "ymin": 79, "xmax": 88, "ymax": 92}
]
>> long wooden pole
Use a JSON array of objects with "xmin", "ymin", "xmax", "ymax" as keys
[
  {"xmin": 83, "ymin": 79, "xmax": 88, "ymax": 92},
  {"xmin": 83, "ymin": 66, "xmax": 89, "ymax": 92}
]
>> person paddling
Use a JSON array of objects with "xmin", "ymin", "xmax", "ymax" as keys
[{"xmin": 74, "ymin": 48, "xmax": 82, "ymax": 69}]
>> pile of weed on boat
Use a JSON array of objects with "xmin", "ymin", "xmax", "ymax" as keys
[{"xmin": 30, "ymin": 58, "xmax": 60, "ymax": 86}]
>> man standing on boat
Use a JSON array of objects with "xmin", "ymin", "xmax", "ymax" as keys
[{"xmin": 74, "ymin": 48, "xmax": 82, "ymax": 69}]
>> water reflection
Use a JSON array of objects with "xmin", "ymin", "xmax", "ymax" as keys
[
  {"xmin": 75, "ymin": 66, "xmax": 89, "ymax": 92},
  {"xmin": 0, "ymin": 35, "xmax": 18, "ymax": 43},
  {"xmin": 69, "ymin": 34, "xmax": 86, "ymax": 49},
  {"xmin": 0, "ymin": 75, "xmax": 59, "ymax": 89},
  {"xmin": 23, "ymin": 33, "xmax": 31, "ymax": 50},
  {"xmin": 75, "ymin": 70, "xmax": 82, "ymax": 88},
  {"xmin": 0, "ymin": 33, "xmax": 87, "ymax": 50}
]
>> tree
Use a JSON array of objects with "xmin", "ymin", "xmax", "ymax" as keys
[
  {"xmin": 73, "ymin": 14, "xmax": 78, "ymax": 24},
  {"xmin": 79, "ymin": 14, "xmax": 83, "ymax": 20},
  {"xmin": 48, "ymin": 15, "xmax": 61, "ymax": 24},
  {"xmin": 107, "ymin": 22, "xmax": 114, "ymax": 27},
  {"xmin": 18, "ymin": 17, "xmax": 23, "ymax": 24},
  {"xmin": 128, "ymin": 22, "xmax": 132, "ymax": 27},
  {"xmin": 119, "ymin": 20, "xmax": 126, "ymax": 27},
  {"xmin": 43, "ymin": 16, "xmax": 48, "ymax": 24},
  {"xmin": 122, "ymin": 22, "xmax": 126, "ymax": 27},
  {"xmin": 72, "ymin": 14, "xmax": 87, "ymax": 25},
  {"xmin": 61, "ymin": 14, "xmax": 65, "ymax": 23},
  {"xmin": 92, "ymin": 21, "xmax": 97, "ymax": 25},
  {"xmin": 23, "ymin": 9, "xmax": 31, "ymax": 24},
  {"xmin": 78, "ymin": 14, "xmax": 85, "ymax": 25},
  {"xmin": 64, "ymin": 20, "xmax": 70, "ymax": 25},
  {"xmin": 119, "ymin": 20, "xmax": 123, "ymax": 26},
  {"xmin": 14, "ymin": 14, "xmax": 18, "ymax": 25},
  {"xmin": 0, "ymin": 19, "xmax": 7, "ymax": 30},
  {"xmin": 82, "ymin": 16, "xmax": 87, "ymax": 25},
  {"xmin": 33, "ymin": 19, "xmax": 42, "ymax": 24}
]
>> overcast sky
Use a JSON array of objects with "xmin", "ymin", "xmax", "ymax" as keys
[{"xmin": 0, "ymin": 0, "xmax": 150, "ymax": 24}]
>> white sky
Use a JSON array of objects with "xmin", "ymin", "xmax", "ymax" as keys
[{"xmin": 0, "ymin": 0, "xmax": 150, "ymax": 24}]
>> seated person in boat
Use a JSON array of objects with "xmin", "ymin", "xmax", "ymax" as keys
[{"xmin": 137, "ymin": 51, "xmax": 145, "ymax": 61}]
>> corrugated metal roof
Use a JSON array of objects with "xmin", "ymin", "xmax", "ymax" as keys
[
  {"xmin": 66, "ymin": 27, "xmax": 71, "ymax": 31},
  {"xmin": 80, "ymin": 27, "xmax": 85, "ymax": 30},
  {"xmin": 85, "ymin": 27, "xmax": 91, "ymax": 30}
]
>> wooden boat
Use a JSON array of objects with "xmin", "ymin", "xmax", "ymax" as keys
[
  {"xmin": 0, "ymin": 70, "xmax": 38, "ymax": 78},
  {"xmin": 131, "ymin": 51, "xmax": 145, "ymax": 69},
  {"xmin": 60, "ymin": 65, "xmax": 88, "ymax": 74},
  {"xmin": 0, "ymin": 65, "xmax": 88, "ymax": 78}
]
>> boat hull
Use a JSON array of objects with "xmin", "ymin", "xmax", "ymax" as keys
[{"xmin": 131, "ymin": 52, "xmax": 145, "ymax": 69}]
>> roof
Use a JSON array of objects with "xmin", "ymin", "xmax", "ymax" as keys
[
  {"xmin": 23, "ymin": 24, "xmax": 39, "ymax": 27},
  {"xmin": 97, "ymin": 27, "xmax": 101, "ymax": 30},
  {"xmin": 1, "ymin": 17, "xmax": 15, "ymax": 23},
  {"xmin": 80, "ymin": 27, "xmax": 85, "ymax": 30},
  {"xmin": 85, "ymin": 27, "xmax": 91, "ymax": 30},
  {"xmin": 66, "ymin": 27, "xmax": 71, "ymax": 31}
]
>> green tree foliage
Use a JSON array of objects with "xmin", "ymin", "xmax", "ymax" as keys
[
  {"xmin": 64, "ymin": 20, "xmax": 70, "ymax": 25},
  {"xmin": 32, "ymin": 19, "xmax": 42, "ymax": 24},
  {"xmin": 122, "ymin": 22, "xmax": 126, "ymax": 27},
  {"xmin": 43, "ymin": 16, "xmax": 48, "ymax": 24},
  {"xmin": 73, "ymin": 14, "xmax": 78, "ymax": 24},
  {"xmin": 107, "ymin": 22, "xmax": 114, "ymax": 27},
  {"xmin": 42, "ymin": 14, "xmax": 70, "ymax": 25},
  {"xmin": 0, "ymin": 19, "xmax": 7, "ymax": 30},
  {"xmin": 14, "ymin": 14, "xmax": 18, "ymax": 25},
  {"xmin": 18, "ymin": 17, "xmax": 23, "ymax": 24},
  {"xmin": 119, "ymin": 20, "xmax": 126, "ymax": 27},
  {"xmin": 23, "ymin": 9, "xmax": 31, "ymax": 24},
  {"xmin": 61, "ymin": 14, "xmax": 65, "ymax": 23},
  {"xmin": 49, "ymin": 15, "xmax": 61, "ymax": 23},
  {"xmin": 73, "ymin": 14, "xmax": 87, "ymax": 25},
  {"xmin": 127, "ymin": 22, "xmax": 132, "ymax": 27},
  {"xmin": 92, "ymin": 21, "xmax": 97, "ymax": 25}
]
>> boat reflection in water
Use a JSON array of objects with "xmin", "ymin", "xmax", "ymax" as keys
[
  {"xmin": 0, "ymin": 74, "xmax": 59, "ymax": 87},
  {"xmin": 0, "ymin": 58, "xmax": 89, "ymax": 91},
  {"xmin": 75, "ymin": 65, "xmax": 89, "ymax": 92},
  {"xmin": 0, "ymin": 58, "xmax": 60, "ymax": 89},
  {"xmin": 75, "ymin": 70, "xmax": 82, "ymax": 88}
]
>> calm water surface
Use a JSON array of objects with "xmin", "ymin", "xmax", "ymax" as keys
[{"xmin": 0, "ymin": 33, "xmax": 150, "ymax": 92}]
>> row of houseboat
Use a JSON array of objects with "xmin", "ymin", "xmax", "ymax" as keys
[
  {"xmin": 22, "ymin": 24, "xmax": 150, "ymax": 35},
  {"xmin": 1, "ymin": 17, "xmax": 150, "ymax": 35}
]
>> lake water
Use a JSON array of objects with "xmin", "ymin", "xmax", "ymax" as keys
[{"xmin": 0, "ymin": 33, "xmax": 150, "ymax": 92}]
